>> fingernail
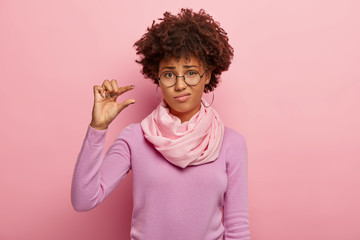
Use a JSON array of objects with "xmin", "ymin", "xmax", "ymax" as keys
[
  {"xmin": 131, "ymin": 100, "xmax": 136, "ymax": 104},
  {"xmin": 131, "ymin": 85, "xmax": 135, "ymax": 88}
]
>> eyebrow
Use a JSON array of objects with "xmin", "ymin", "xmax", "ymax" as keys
[{"xmin": 160, "ymin": 65, "xmax": 199, "ymax": 70}]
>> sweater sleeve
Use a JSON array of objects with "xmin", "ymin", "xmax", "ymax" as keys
[
  {"xmin": 223, "ymin": 132, "xmax": 250, "ymax": 240},
  {"xmin": 71, "ymin": 124, "xmax": 132, "ymax": 212}
]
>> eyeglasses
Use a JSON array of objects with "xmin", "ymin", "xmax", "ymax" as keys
[{"xmin": 158, "ymin": 70, "xmax": 207, "ymax": 87}]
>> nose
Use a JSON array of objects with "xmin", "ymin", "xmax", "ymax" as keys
[{"xmin": 174, "ymin": 76, "xmax": 187, "ymax": 91}]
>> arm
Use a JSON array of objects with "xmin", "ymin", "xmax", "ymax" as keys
[
  {"xmin": 71, "ymin": 124, "xmax": 132, "ymax": 212},
  {"xmin": 223, "ymin": 133, "xmax": 250, "ymax": 240}
]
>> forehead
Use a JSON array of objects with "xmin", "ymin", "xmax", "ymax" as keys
[{"xmin": 159, "ymin": 55, "xmax": 202, "ymax": 69}]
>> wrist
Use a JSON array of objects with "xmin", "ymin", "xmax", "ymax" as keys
[{"xmin": 90, "ymin": 122, "xmax": 108, "ymax": 130}]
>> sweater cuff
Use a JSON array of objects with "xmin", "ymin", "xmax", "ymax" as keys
[{"xmin": 85, "ymin": 124, "xmax": 108, "ymax": 146}]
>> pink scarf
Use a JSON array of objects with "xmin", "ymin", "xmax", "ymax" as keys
[{"xmin": 140, "ymin": 98, "xmax": 224, "ymax": 168}]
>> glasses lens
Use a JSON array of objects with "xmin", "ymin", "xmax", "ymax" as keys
[
  {"xmin": 184, "ymin": 71, "xmax": 201, "ymax": 85},
  {"xmin": 159, "ymin": 71, "xmax": 202, "ymax": 86},
  {"xmin": 160, "ymin": 72, "xmax": 176, "ymax": 86}
]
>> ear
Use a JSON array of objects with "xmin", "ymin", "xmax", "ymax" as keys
[{"xmin": 205, "ymin": 70, "xmax": 212, "ymax": 85}]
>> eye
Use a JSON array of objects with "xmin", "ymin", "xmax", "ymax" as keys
[
  {"xmin": 163, "ymin": 72, "xmax": 174, "ymax": 79},
  {"xmin": 185, "ymin": 71, "xmax": 198, "ymax": 77}
]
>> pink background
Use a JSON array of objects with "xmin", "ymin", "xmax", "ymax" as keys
[{"xmin": 1, "ymin": 0, "xmax": 359, "ymax": 239}]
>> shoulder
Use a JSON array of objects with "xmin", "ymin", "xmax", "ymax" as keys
[
  {"xmin": 222, "ymin": 126, "xmax": 248, "ymax": 166},
  {"xmin": 223, "ymin": 126, "xmax": 247, "ymax": 148},
  {"xmin": 115, "ymin": 122, "xmax": 143, "ymax": 142}
]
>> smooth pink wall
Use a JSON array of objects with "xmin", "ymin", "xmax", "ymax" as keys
[{"xmin": 1, "ymin": 0, "xmax": 359, "ymax": 239}]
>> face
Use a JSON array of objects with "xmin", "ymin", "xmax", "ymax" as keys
[{"xmin": 157, "ymin": 56, "xmax": 211, "ymax": 123}]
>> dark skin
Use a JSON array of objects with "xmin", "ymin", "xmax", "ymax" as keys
[
  {"xmin": 157, "ymin": 56, "xmax": 211, "ymax": 123},
  {"xmin": 90, "ymin": 79, "xmax": 135, "ymax": 130}
]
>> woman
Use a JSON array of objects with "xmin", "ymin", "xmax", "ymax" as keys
[{"xmin": 71, "ymin": 8, "xmax": 250, "ymax": 240}]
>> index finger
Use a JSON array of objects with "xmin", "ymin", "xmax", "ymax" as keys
[{"xmin": 115, "ymin": 84, "xmax": 135, "ymax": 96}]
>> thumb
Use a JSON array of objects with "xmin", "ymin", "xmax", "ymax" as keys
[{"xmin": 116, "ymin": 99, "xmax": 136, "ymax": 114}]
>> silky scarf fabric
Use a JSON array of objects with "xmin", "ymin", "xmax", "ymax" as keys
[{"xmin": 140, "ymin": 98, "xmax": 224, "ymax": 168}]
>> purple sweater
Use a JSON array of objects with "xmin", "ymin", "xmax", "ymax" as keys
[{"xmin": 71, "ymin": 123, "xmax": 250, "ymax": 240}]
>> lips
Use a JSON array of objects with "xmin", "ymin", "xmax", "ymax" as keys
[{"xmin": 174, "ymin": 93, "xmax": 191, "ymax": 102}]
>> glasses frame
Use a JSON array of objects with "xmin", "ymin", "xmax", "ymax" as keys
[{"xmin": 158, "ymin": 70, "xmax": 208, "ymax": 87}]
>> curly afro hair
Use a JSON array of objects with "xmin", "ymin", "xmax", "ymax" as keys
[{"xmin": 133, "ymin": 8, "xmax": 234, "ymax": 93}]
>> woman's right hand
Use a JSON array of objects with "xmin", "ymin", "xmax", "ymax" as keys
[{"xmin": 90, "ymin": 79, "xmax": 135, "ymax": 130}]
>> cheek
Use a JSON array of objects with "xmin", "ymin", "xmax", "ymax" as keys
[
  {"xmin": 195, "ymin": 84, "xmax": 206, "ymax": 97},
  {"xmin": 160, "ymin": 88, "xmax": 170, "ymax": 97},
  {"xmin": 159, "ymin": 87, "xmax": 172, "ymax": 102}
]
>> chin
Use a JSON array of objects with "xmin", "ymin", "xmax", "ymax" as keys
[{"xmin": 168, "ymin": 101, "xmax": 201, "ymax": 116}]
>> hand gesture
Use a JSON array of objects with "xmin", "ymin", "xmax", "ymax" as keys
[{"xmin": 90, "ymin": 79, "xmax": 135, "ymax": 130}]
